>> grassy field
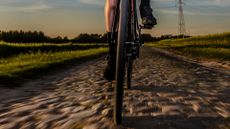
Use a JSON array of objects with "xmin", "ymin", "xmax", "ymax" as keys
[
  {"xmin": 0, "ymin": 42, "xmax": 108, "ymax": 88},
  {"xmin": 0, "ymin": 42, "xmax": 107, "ymax": 58},
  {"xmin": 148, "ymin": 32, "xmax": 230, "ymax": 61}
]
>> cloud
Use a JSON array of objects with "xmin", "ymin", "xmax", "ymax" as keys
[
  {"xmin": 152, "ymin": 0, "xmax": 230, "ymax": 7},
  {"xmin": 0, "ymin": 0, "xmax": 52, "ymax": 12},
  {"xmin": 182, "ymin": 0, "xmax": 230, "ymax": 7},
  {"xmin": 78, "ymin": 0, "xmax": 104, "ymax": 6},
  {"xmin": 152, "ymin": 0, "xmax": 230, "ymax": 16},
  {"xmin": 16, "ymin": 4, "xmax": 51, "ymax": 12},
  {"xmin": 157, "ymin": 8, "xmax": 230, "ymax": 16}
]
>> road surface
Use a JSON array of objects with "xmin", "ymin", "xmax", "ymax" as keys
[{"xmin": 0, "ymin": 46, "xmax": 229, "ymax": 129}]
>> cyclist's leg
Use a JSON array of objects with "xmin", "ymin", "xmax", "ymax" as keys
[
  {"xmin": 104, "ymin": 0, "xmax": 117, "ymax": 81},
  {"xmin": 139, "ymin": 0, "xmax": 157, "ymax": 28},
  {"xmin": 140, "ymin": 0, "xmax": 150, "ymax": 7},
  {"xmin": 105, "ymin": 0, "xmax": 117, "ymax": 32}
]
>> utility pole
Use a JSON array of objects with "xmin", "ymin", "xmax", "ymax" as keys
[{"xmin": 178, "ymin": 0, "xmax": 186, "ymax": 36}]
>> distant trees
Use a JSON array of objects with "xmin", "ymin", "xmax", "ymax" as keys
[
  {"xmin": 71, "ymin": 33, "xmax": 106, "ymax": 43},
  {"xmin": 0, "ymin": 30, "xmax": 70, "ymax": 43},
  {"xmin": 0, "ymin": 30, "xmax": 46, "ymax": 43},
  {"xmin": 0, "ymin": 30, "xmax": 191, "ymax": 43}
]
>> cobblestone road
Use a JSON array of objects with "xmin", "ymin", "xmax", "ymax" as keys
[{"xmin": 0, "ymin": 46, "xmax": 229, "ymax": 129}]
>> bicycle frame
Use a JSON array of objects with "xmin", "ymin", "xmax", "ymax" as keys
[
  {"xmin": 112, "ymin": 0, "xmax": 141, "ymax": 44},
  {"xmin": 112, "ymin": 0, "xmax": 142, "ymax": 59}
]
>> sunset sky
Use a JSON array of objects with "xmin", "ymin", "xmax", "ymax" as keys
[{"xmin": 0, "ymin": 0, "xmax": 230, "ymax": 38}]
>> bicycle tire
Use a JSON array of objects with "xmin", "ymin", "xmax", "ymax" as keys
[{"xmin": 114, "ymin": 0, "xmax": 129, "ymax": 125}]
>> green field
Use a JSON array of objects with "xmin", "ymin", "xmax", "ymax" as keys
[
  {"xmin": 0, "ymin": 42, "xmax": 108, "ymax": 88},
  {"xmin": 0, "ymin": 42, "xmax": 107, "ymax": 58},
  {"xmin": 148, "ymin": 32, "xmax": 230, "ymax": 61}
]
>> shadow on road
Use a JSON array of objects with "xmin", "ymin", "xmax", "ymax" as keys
[{"xmin": 123, "ymin": 115, "xmax": 230, "ymax": 129}]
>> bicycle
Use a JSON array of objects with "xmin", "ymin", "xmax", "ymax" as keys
[{"xmin": 110, "ymin": 0, "xmax": 147, "ymax": 125}]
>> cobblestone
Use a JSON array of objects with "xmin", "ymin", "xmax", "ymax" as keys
[{"xmin": 0, "ymin": 47, "xmax": 229, "ymax": 129}]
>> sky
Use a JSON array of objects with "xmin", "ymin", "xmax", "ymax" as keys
[{"xmin": 0, "ymin": 0, "xmax": 230, "ymax": 38}]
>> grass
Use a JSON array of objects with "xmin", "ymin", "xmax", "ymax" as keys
[
  {"xmin": 0, "ymin": 42, "xmax": 107, "ymax": 58},
  {"xmin": 148, "ymin": 32, "xmax": 230, "ymax": 61},
  {"xmin": 0, "ymin": 44, "xmax": 108, "ymax": 88}
]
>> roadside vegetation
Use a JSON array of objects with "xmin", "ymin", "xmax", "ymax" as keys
[
  {"xmin": 0, "ymin": 30, "xmax": 175, "ymax": 44},
  {"xmin": 0, "ymin": 42, "xmax": 108, "ymax": 88},
  {"xmin": 0, "ymin": 42, "xmax": 107, "ymax": 58},
  {"xmin": 148, "ymin": 32, "xmax": 230, "ymax": 61}
]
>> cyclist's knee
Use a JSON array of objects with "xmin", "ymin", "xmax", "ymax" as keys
[{"xmin": 109, "ymin": 0, "xmax": 117, "ymax": 10}]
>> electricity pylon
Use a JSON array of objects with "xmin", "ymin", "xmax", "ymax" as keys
[{"xmin": 178, "ymin": 0, "xmax": 187, "ymax": 36}]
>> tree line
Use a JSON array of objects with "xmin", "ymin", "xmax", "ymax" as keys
[
  {"xmin": 0, "ymin": 30, "xmax": 69, "ymax": 43},
  {"xmin": 0, "ymin": 30, "xmax": 190, "ymax": 43}
]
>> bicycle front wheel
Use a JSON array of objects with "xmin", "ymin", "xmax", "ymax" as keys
[
  {"xmin": 127, "ymin": 57, "xmax": 133, "ymax": 89},
  {"xmin": 114, "ymin": 0, "xmax": 129, "ymax": 125}
]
